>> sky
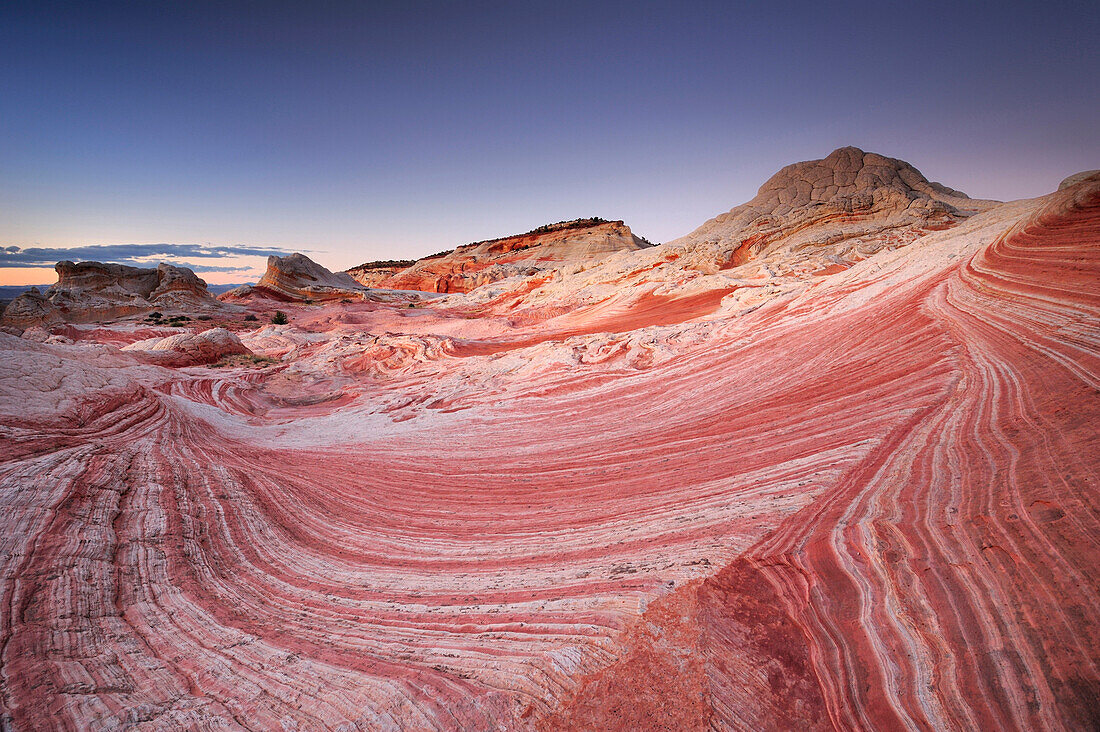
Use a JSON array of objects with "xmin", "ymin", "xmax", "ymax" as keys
[{"xmin": 2, "ymin": 0, "xmax": 1097, "ymax": 286}]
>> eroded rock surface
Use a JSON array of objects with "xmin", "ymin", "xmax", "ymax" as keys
[
  {"xmin": 345, "ymin": 259, "xmax": 416, "ymax": 287},
  {"xmin": 0, "ymin": 156, "xmax": 1097, "ymax": 731},
  {"xmin": 666, "ymin": 145, "xmax": 998, "ymax": 275},
  {"xmin": 251, "ymin": 252, "xmax": 370, "ymax": 301},
  {"xmin": 0, "ymin": 261, "xmax": 225, "ymax": 329},
  {"xmin": 121, "ymin": 327, "xmax": 252, "ymax": 367},
  {"xmin": 352, "ymin": 219, "xmax": 653, "ymax": 294}
]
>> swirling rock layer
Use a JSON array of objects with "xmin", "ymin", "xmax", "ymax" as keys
[{"xmin": 0, "ymin": 164, "xmax": 1097, "ymax": 730}]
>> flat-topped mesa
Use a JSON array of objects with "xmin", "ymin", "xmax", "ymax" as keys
[
  {"xmin": 236, "ymin": 253, "xmax": 370, "ymax": 302},
  {"xmin": 350, "ymin": 218, "xmax": 653, "ymax": 293},
  {"xmin": 668, "ymin": 146, "xmax": 1001, "ymax": 275},
  {"xmin": 0, "ymin": 260, "xmax": 221, "ymax": 329}
]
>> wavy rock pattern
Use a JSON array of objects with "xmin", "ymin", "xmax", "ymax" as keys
[
  {"xmin": 0, "ymin": 167, "xmax": 1097, "ymax": 730},
  {"xmin": 122, "ymin": 328, "xmax": 253, "ymax": 367}
]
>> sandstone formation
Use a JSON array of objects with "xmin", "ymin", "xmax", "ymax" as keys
[
  {"xmin": 433, "ymin": 148, "xmax": 1003, "ymax": 330},
  {"xmin": 345, "ymin": 259, "xmax": 416, "ymax": 287},
  {"xmin": 121, "ymin": 327, "xmax": 252, "ymax": 367},
  {"xmin": 248, "ymin": 252, "xmax": 370, "ymax": 301},
  {"xmin": 664, "ymin": 145, "xmax": 997, "ymax": 274},
  {"xmin": 0, "ymin": 261, "xmax": 225, "ymax": 329},
  {"xmin": 351, "ymin": 219, "xmax": 653, "ymax": 294},
  {"xmin": 0, "ymin": 153, "xmax": 1097, "ymax": 731}
]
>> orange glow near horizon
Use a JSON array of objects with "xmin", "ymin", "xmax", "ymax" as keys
[
  {"xmin": 0, "ymin": 268, "xmax": 58, "ymax": 287},
  {"xmin": 0, "ymin": 263, "xmax": 265, "ymax": 288}
]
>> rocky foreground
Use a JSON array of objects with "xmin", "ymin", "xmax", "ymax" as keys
[{"xmin": 0, "ymin": 149, "xmax": 1097, "ymax": 730}]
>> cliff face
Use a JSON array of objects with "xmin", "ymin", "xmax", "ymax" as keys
[
  {"xmin": 0, "ymin": 156, "xmax": 1098, "ymax": 731},
  {"xmin": 350, "ymin": 219, "xmax": 653, "ymax": 293},
  {"xmin": 0, "ymin": 261, "xmax": 222, "ymax": 328}
]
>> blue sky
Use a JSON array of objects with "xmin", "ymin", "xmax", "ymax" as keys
[{"xmin": 2, "ymin": 0, "xmax": 1097, "ymax": 284}]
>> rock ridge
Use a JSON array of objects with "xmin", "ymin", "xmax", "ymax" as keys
[{"xmin": 0, "ymin": 260, "xmax": 224, "ymax": 329}]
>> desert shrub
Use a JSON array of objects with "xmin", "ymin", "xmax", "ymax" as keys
[
  {"xmin": 243, "ymin": 314, "xmax": 258, "ymax": 322},
  {"xmin": 271, "ymin": 311, "xmax": 288, "ymax": 325},
  {"xmin": 196, "ymin": 315, "xmax": 212, "ymax": 321},
  {"xmin": 350, "ymin": 259, "xmax": 415, "ymax": 270}
]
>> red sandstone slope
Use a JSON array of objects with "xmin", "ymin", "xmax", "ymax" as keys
[
  {"xmin": 349, "ymin": 218, "xmax": 653, "ymax": 293},
  {"xmin": 0, "ymin": 160, "xmax": 1097, "ymax": 731}
]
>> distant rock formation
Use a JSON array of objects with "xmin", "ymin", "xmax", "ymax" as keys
[
  {"xmin": 349, "ymin": 219, "xmax": 653, "ymax": 294},
  {"xmin": 0, "ymin": 261, "xmax": 224, "ymax": 329},
  {"xmin": 666, "ymin": 146, "xmax": 1000, "ymax": 275},
  {"xmin": 440, "ymin": 148, "xmax": 1004, "ymax": 320},
  {"xmin": 345, "ymin": 259, "xmax": 416, "ymax": 287},
  {"xmin": 229, "ymin": 253, "xmax": 369, "ymax": 302}
]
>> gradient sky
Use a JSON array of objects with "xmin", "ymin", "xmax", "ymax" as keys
[{"xmin": 2, "ymin": 0, "xmax": 1097, "ymax": 285}]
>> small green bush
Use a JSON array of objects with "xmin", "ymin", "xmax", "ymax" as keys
[
  {"xmin": 271, "ymin": 311, "xmax": 288, "ymax": 325},
  {"xmin": 243, "ymin": 314, "xmax": 258, "ymax": 322}
]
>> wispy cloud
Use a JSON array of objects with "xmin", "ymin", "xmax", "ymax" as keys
[
  {"xmin": 171, "ymin": 263, "xmax": 255, "ymax": 273},
  {"xmin": 0, "ymin": 243, "xmax": 300, "ymax": 270}
]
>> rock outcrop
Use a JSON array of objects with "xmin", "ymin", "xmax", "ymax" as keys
[
  {"xmin": 345, "ymin": 259, "xmax": 416, "ymax": 287},
  {"xmin": 249, "ymin": 252, "xmax": 369, "ymax": 301},
  {"xmin": 121, "ymin": 327, "xmax": 252, "ymax": 367},
  {"xmin": 0, "ymin": 261, "xmax": 224, "ymax": 328},
  {"xmin": 0, "ymin": 155, "xmax": 1097, "ymax": 731},
  {"xmin": 353, "ymin": 219, "xmax": 653, "ymax": 293},
  {"xmin": 666, "ymin": 145, "xmax": 999, "ymax": 275}
]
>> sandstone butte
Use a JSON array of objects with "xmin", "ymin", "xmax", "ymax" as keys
[{"xmin": 0, "ymin": 147, "xmax": 1097, "ymax": 731}]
